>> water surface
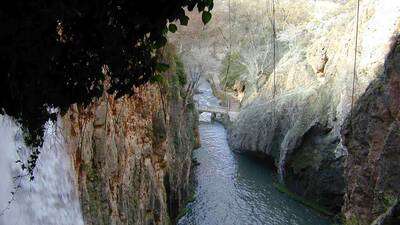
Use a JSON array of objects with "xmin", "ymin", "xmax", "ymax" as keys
[{"xmin": 178, "ymin": 81, "xmax": 332, "ymax": 225}]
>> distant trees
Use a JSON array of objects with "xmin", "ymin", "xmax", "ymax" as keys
[
  {"xmin": 201, "ymin": 0, "xmax": 273, "ymax": 92},
  {"xmin": 171, "ymin": 0, "xmax": 313, "ymax": 99},
  {"xmin": 171, "ymin": 0, "xmax": 275, "ymax": 92},
  {"xmin": 220, "ymin": 52, "xmax": 246, "ymax": 89},
  {"xmin": 0, "ymin": 0, "xmax": 213, "ymax": 178}
]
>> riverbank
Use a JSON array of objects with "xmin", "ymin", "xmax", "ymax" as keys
[
  {"xmin": 178, "ymin": 121, "xmax": 333, "ymax": 225},
  {"xmin": 203, "ymin": 77, "xmax": 339, "ymax": 220},
  {"xmin": 178, "ymin": 80, "xmax": 333, "ymax": 225}
]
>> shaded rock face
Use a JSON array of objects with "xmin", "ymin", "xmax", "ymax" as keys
[
  {"xmin": 284, "ymin": 123, "xmax": 345, "ymax": 212},
  {"xmin": 63, "ymin": 80, "xmax": 198, "ymax": 225},
  {"xmin": 228, "ymin": 0, "xmax": 400, "ymax": 213},
  {"xmin": 228, "ymin": 85, "xmax": 346, "ymax": 211},
  {"xmin": 342, "ymin": 38, "xmax": 400, "ymax": 225},
  {"xmin": 371, "ymin": 200, "xmax": 400, "ymax": 225}
]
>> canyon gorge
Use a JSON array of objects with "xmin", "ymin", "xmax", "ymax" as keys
[{"xmin": 1, "ymin": 0, "xmax": 400, "ymax": 225}]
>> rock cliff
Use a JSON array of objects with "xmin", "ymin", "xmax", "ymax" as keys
[
  {"xmin": 62, "ymin": 48, "xmax": 199, "ymax": 225},
  {"xmin": 228, "ymin": 0, "xmax": 400, "ymax": 213},
  {"xmin": 342, "ymin": 37, "xmax": 400, "ymax": 225}
]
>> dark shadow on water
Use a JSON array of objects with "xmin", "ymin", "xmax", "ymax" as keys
[{"xmin": 178, "ymin": 122, "xmax": 333, "ymax": 225}]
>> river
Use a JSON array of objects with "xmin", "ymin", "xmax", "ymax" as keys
[
  {"xmin": 178, "ymin": 80, "xmax": 332, "ymax": 225},
  {"xmin": 0, "ymin": 80, "xmax": 332, "ymax": 225}
]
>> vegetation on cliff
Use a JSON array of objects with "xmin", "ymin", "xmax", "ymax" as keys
[
  {"xmin": 64, "ymin": 44, "xmax": 200, "ymax": 225},
  {"xmin": 0, "ymin": 0, "xmax": 213, "ymax": 178}
]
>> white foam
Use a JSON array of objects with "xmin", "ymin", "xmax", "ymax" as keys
[{"xmin": 0, "ymin": 116, "xmax": 84, "ymax": 225}]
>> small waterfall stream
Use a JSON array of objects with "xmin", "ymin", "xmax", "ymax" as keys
[{"xmin": 0, "ymin": 116, "xmax": 84, "ymax": 225}]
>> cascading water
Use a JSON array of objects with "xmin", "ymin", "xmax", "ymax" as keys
[{"xmin": 0, "ymin": 116, "xmax": 84, "ymax": 225}]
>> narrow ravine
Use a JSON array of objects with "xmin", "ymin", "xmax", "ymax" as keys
[{"xmin": 178, "ymin": 81, "xmax": 332, "ymax": 225}]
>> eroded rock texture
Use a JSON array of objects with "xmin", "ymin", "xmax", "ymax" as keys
[
  {"xmin": 228, "ymin": 0, "xmax": 400, "ymax": 213},
  {"xmin": 62, "ymin": 66, "xmax": 198, "ymax": 225},
  {"xmin": 342, "ymin": 38, "xmax": 400, "ymax": 225}
]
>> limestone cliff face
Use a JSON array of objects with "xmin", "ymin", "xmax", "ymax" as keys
[
  {"xmin": 62, "ymin": 64, "xmax": 198, "ymax": 224},
  {"xmin": 228, "ymin": 0, "xmax": 400, "ymax": 212},
  {"xmin": 342, "ymin": 37, "xmax": 400, "ymax": 225}
]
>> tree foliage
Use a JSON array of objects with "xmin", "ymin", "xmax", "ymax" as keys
[
  {"xmin": 220, "ymin": 52, "xmax": 246, "ymax": 89},
  {"xmin": 0, "ymin": 0, "xmax": 213, "ymax": 178}
]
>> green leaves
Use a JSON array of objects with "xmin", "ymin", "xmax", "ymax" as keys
[
  {"xmin": 179, "ymin": 15, "xmax": 189, "ymax": 26},
  {"xmin": 199, "ymin": 0, "xmax": 213, "ymax": 24},
  {"xmin": 1, "ymin": 0, "xmax": 215, "ymax": 180},
  {"xmin": 150, "ymin": 73, "xmax": 165, "ymax": 84},
  {"xmin": 154, "ymin": 37, "xmax": 167, "ymax": 49},
  {"xmin": 202, "ymin": 11, "xmax": 212, "ymax": 24},
  {"xmin": 198, "ymin": 0, "xmax": 213, "ymax": 12},
  {"xmin": 156, "ymin": 63, "xmax": 170, "ymax": 72},
  {"xmin": 152, "ymin": 62, "xmax": 169, "ymax": 84},
  {"xmin": 205, "ymin": 0, "xmax": 214, "ymax": 9},
  {"xmin": 208, "ymin": 1, "xmax": 214, "ymax": 10},
  {"xmin": 169, "ymin": 24, "xmax": 177, "ymax": 33}
]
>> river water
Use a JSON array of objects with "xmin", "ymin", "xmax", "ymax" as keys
[
  {"xmin": 0, "ymin": 80, "xmax": 332, "ymax": 225},
  {"xmin": 178, "ymin": 81, "xmax": 332, "ymax": 225}
]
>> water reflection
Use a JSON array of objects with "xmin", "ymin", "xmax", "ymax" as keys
[{"xmin": 178, "ymin": 80, "xmax": 332, "ymax": 225}]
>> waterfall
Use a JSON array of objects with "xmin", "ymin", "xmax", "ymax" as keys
[{"xmin": 0, "ymin": 116, "xmax": 84, "ymax": 225}]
